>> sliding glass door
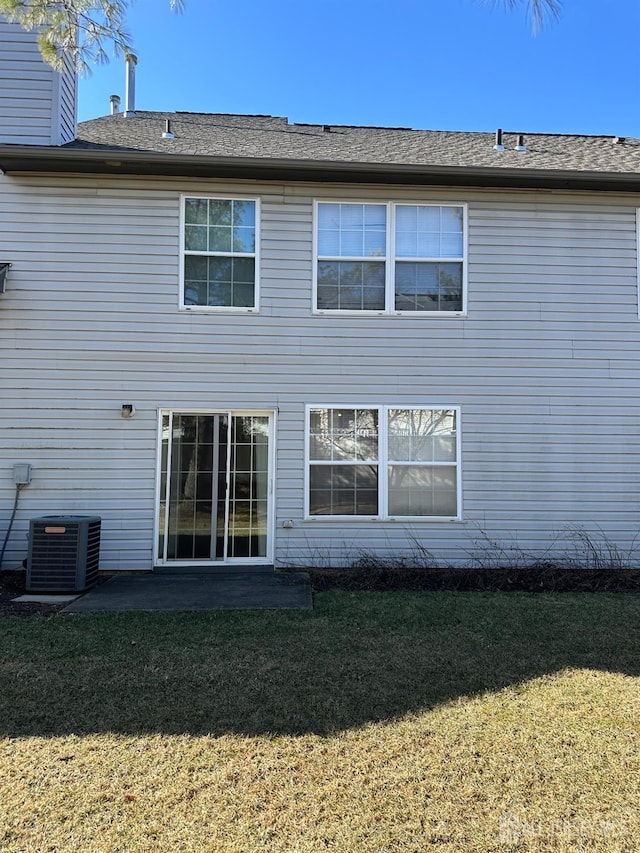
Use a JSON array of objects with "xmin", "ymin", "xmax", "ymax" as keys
[{"xmin": 157, "ymin": 411, "xmax": 272, "ymax": 564}]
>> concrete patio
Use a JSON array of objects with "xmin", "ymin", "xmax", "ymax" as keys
[{"xmin": 61, "ymin": 571, "xmax": 313, "ymax": 613}]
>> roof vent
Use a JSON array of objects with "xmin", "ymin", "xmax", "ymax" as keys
[
  {"xmin": 124, "ymin": 54, "xmax": 137, "ymax": 118},
  {"xmin": 323, "ymin": 125, "xmax": 332, "ymax": 133},
  {"xmin": 162, "ymin": 119, "xmax": 174, "ymax": 139},
  {"xmin": 613, "ymin": 136, "xmax": 625, "ymax": 145},
  {"xmin": 110, "ymin": 94, "xmax": 121, "ymax": 115},
  {"xmin": 514, "ymin": 134, "xmax": 527, "ymax": 152},
  {"xmin": 493, "ymin": 128, "xmax": 504, "ymax": 151}
]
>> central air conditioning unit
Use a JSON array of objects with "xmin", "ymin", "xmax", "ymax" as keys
[{"xmin": 27, "ymin": 516, "xmax": 101, "ymax": 593}]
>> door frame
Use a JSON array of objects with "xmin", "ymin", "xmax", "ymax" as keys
[{"xmin": 153, "ymin": 407, "xmax": 277, "ymax": 567}]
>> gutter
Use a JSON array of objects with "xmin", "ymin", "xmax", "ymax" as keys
[{"xmin": 1, "ymin": 144, "xmax": 640, "ymax": 192}]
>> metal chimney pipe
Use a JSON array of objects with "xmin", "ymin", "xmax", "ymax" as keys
[
  {"xmin": 124, "ymin": 54, "xmax": 137, "ymax": 117},
  {"xmin": 515, "ymin": 134, "xmax": 527, "ymax": 152},
  {"xmin": 493, "ymin": 128, "xmax": 504, "ymax": 151},
  {"xmin": 110, "ymin": 94, "xmax": 121, "ymax": 115}
]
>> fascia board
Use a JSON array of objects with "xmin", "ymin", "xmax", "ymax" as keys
[{"xmin": 1, "ymin": 144, "xmax": 640, "ymax": 192}]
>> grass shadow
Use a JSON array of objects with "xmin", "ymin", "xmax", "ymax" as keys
[{"xmin": 1, "ymin": 591, "xmax": 638, "ymax": 737}]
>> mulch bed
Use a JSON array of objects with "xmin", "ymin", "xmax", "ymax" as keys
[
  {"xmin": 0, "ymin": 570, "xmax": 67, "ymax": 617},
  {"xmin": 305, "ymin": 565, "xmax": 640, "ymax": 593},
  {"xmin": 2, "ymin": 566, "xmax": 638, "ymax": 617}
]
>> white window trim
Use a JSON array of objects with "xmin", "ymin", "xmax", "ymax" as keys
[
  {"xmin": 304, "ymin": 404, "xmax": 462, "ymax": 521},
  {"xmin": 179, "ymin": 194, "xmax": 261, "ymax": 313},
  {"xmin": 312, "ymin": 200, "xmax": 468, "ymax": 317}
]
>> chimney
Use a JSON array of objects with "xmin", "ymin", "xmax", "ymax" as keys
[
  {"xmin": 124, "ymin": 54, "xmax": 137, "ymax": 117},
  {"xmin": 110, "ymin": 94, "xmax": 121, "ymax": 115},
  {"xmin": 0, "ymin": 19, "xmax": 77, "ymax": 145}
]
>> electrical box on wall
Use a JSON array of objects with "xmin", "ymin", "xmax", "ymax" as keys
[
  {"xmin": 13, "ymin": 463, "xmax": 32, "ymax": 485},
  {"xmin": 0, "ymin": 262, "xmax": 11, "ymax": 294}
]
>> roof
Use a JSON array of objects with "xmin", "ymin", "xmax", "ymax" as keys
[
  {"xmin": 72, "ymin": 112, "xmax": 640, "ymax": 172},
  {"xmin": 2, "ymin": 111, "xmax": 640, "ymax": 191}
]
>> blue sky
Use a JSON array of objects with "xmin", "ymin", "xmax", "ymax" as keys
[{"xmin": 78, "ymin": 0, "xmax": 640, "ymax": 137}]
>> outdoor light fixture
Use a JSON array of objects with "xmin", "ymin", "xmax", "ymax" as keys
[{"xmin": 0, "ymin": 262, "xmax": 11, "ymax": 293}]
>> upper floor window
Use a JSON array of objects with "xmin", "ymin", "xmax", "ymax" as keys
[
  {"xmin": 181, "ymin": 196, "xmax": 259, "ymax": 311},
  {"xmin": 315, "ymin": 201, "xmax": 466, "ymax": 314}
]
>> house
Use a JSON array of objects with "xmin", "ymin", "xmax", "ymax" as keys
[{"xmin": 2, "ymin": 18, "xmax": 640, "ymax": 572}]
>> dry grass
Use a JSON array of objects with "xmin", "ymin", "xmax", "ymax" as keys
[{"xmin": 1, "ymin": 592, "xmax": 639, "ymax": 852}]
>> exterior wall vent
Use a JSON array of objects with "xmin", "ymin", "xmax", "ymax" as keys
[{"xmin": 27, "ymin": 515, "xmax": 101, "ymax": 593}]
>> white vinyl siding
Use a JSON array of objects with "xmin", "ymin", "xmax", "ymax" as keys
[
  {"xmin": 0, "ymin": 19, "xmax": 76, "ymax": 145},
  {"xmin": 314, "ymin": 201, "xmax": 467, "ymax": 315},
  {"xmin": 1, "ymin": 175, "xmax": 639, "ymax": 570}
]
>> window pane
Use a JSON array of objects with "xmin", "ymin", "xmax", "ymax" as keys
[
  {"xmin": 416, "ymin": 231, "xmax": 442, "ymax": 257},
  {"xmin": 388, "ymin": 409, "xmax": 456, "ymax": 462},
  {"xmin": 440, "ymin": 232, "xmax": 464, "ymax": 257},
  {"xmin": 364, "ymin": 229, "xmax": 386, "ymax": 257},
  {"xmin": 184, "ymin": 257, "xmax": 255, "ymax": 307},
  {"xmin": 440, "ymin": 206, "xmax": 464, "ymax": 232},
  {"xmin": 318, "ymin": 229, "xmax": 340, "ymax": 255},
  {"xmin": 232, "ymin": 200, "xmax": 256, "ymax": 227},
  {"xmin": 233, "ymin": 226, "xmax": 255, "ymax": 253},
  {"xmin": 416, "ymin": 205, "xmax": 441, "ymax": 231},
  {"xmin": 317, "ymin": 261, "xmax": 385, "ymax": 310},
  {"xmin": 208, "ymin": 282, "xmax": 231, "ymax": 306},
  {"xmin": 318, "ymin": 203, "xmax": 341, "ymax": 230},
  {"xmin": 394, "ymin": 261, "xmax": 462, "ymax": 311},
  {"xmin": 184, "ymin": 198, "xmax": 208, "ymax": 225},
  {"xmin": 185, "ymin": 199, "xmax": 256, "ymax": 255},
  {"xmin": 388, "ymin": 465, "xmax": 457, "ymax": 516},
  {"xmin": 438, "ymin": 263, "xmax": 463, "ymax": 310},
  {"xmin": 309, "ymin": 464, "xmax": 378, "ymax": 515},
  {"xmin": 309, "ymin": 408, "xmax": 378, "ymax": 461},
  {"xmin": 232, "ymin": 257, "xmax": 255, "ymax": 283},
  {"xmin": 185, "ymin": 225, "xmax": 207, "ymax": 252},
  {"xmin": 395, "ymin": 229, "xmax": 417, "ymax": 257},
  {"xmin": 355, "ymin": 408, "xmax": 379, "ymax": 459},
  {"xmin": 184, "ymin": 281, "xmax": 208, "ymax": 306},
  {"xmin": 341, "ymin": 229, "xmax": 366, "ymax": 256},
  {"xmin": 208, "ymin": 199, "xmax": 233, "ymax": 226},
  {"xmin": 396, "ymin": 205, "xmax": 463, "ymax": 259},
  {"xmin": 209, "ymin": 226, "xmax": 232, "ymax": 252},
  {"xmin": 233, "ymin": 282, "xmax": 255, "ymax": 307},
  {"xmin": 317, "ymin": 203, "xmax": 386, "ymax": 257},
  {"xmin": 184, "ymin": 254, "xmax": 208, "ymax": 280},
  {"xmin": 210, "ymin": 257, "xmax": 232, "ymax": 282}
]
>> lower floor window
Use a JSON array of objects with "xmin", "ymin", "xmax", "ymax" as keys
[{"xmin": 307, "ymin": 406, "xmax": 459, "ymax": 518}]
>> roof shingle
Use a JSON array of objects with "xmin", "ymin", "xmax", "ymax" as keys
[{"xmin": 71, "ymin": 111, "xmax": 640, "ymax": 174}]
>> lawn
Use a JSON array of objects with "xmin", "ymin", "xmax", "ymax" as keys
[{"xmin": 1, "ymin": 592, "xmax": 639, "ymax": 851}]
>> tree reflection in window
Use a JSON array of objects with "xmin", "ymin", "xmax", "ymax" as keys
[{"xmin": 308, "ymin": 407, "xmax": 458, "ymax": 517}]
